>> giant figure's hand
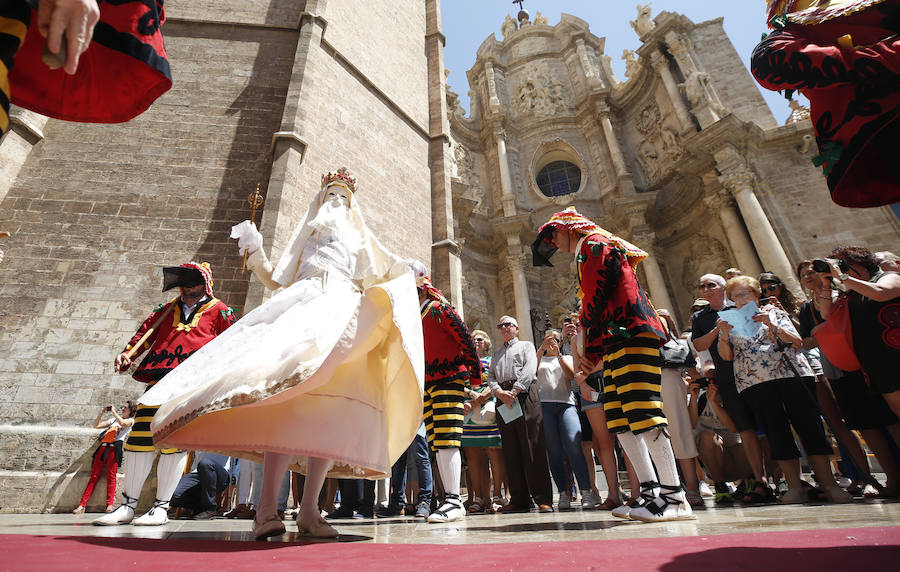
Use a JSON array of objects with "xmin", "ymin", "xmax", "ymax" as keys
[
  {"xmin": 230, "ymin": 221, "xmax": 263, "ymax": 256},
  {"xmin": 37, "ymin": 0, "xmax": 100, "ymax": 75}
]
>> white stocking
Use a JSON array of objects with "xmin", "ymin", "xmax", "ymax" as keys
[
  {"xmin": 156, "ymin": 451, "xmax": 188, "ymax": 506},
  {"xmin": 616, "ymin": 431, "xmax": 657, "ymax": 493},
  {"xmin": 123, "ymin": 451, "xmax": 154, "ymax": 503},
  {"xmin": 640, "ymin": 428, "xmax": 681, "ymax": 489},
  {"xmin": 257, "ymin": 452, "xmax": 291, "ymax": 520},
  {"xmin": 436, "ymin": 448, "xmax": 461, "ymax": 497},
  {"xmin": 300, "ymin": 457, "xmax": 333, "ymax": 523}
]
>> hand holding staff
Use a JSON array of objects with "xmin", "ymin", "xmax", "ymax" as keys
[
  {"xmin": 242, "ymin": 184, "xmax": 264, "ymax": 274},
  {"xmin": 114, "ymin": 303, "xmax": 175, "ymax": 373}
]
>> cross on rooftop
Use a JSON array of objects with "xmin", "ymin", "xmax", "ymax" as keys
[{"xmin": 512, "ymin": 0, "xmax": 525, "ymax": 11}]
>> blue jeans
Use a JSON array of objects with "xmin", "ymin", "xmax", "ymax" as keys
[
  {"xmin": 250, "ymin": 461, "xmax": 291, "ymax": 511},
  {"xmin": 390, "ymin": 432, "xmax": 433, "ymax": 506},
  {"xmin": 541, "ymin": 401, "xmax": 591, "ymax": 493}
]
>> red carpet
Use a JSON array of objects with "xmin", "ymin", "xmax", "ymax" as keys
[{"xmin": 2, "ymin": 527, "xmax": 898, "ymax": 571}]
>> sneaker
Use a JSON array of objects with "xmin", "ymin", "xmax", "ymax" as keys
[
  {"xmin": 557, "ymin": 492, "xmax": 571, "ymax": 511},
  {"xmin": 630, "ymin": 486, "xmax": 697, "ymax": 522},
  {"xmin": 376, "ymin": 503, "xmax": 404, "ymax": 517},
  {"xmin": 698, "ymin": 481, "xmax": 714, "ymax": 498},
  {"xmin": 538, "ymin": 504, "xmax": 554, "ymax": 513},
  {"xmin": 72, "ymin": 505, "xmax": 85, "ymax": 515},
  {"xmin": 193, "ymin": 510, "xmax": 217, "ymax": 520},
  {"xmin": 326, "ymin": 506, "xmax": 356, "ymax": 519},
  {"xmin": 415, "ymin": 502, "xmax": 431, "ymax": 518},
  {"xmin": 92, "ymin": 503, "xmax": 135, "ymax": 526},
  {"xmin": 133, "ymin": 504, "xmax": 169, "ymax": 526},
  {"xmin": 427, "ymin": 499, "xmax": 464, "ymax": 523},
  {"xmin": 580, "ymin": 490, "xmax": 597, "ymax": 510}
]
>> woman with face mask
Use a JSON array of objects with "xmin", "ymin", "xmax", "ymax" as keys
[{"xmin": 138, "ymin": 168, "xmax": 424, "ymax": 540}]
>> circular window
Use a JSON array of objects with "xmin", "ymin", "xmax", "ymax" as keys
[{"xmin": 536, "ymin": 161, "xmax": 581, "ymax": 197}]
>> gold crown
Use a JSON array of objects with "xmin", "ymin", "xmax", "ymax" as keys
[{"xmin": 321, "ymin": 167, "xmax": 357, "ymax": 192}]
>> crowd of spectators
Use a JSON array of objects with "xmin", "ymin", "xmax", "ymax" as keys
[{"xmin": 74, "ymin": 246, "xmax": 898, "ymax": 522}]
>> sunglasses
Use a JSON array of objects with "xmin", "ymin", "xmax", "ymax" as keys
[
  {"xmin": 497, "ymin": 323, "xmax": 515, "ymax": 329},
  {"xmin": 473, "ymin": 338, "xmax": 485, "ymax": 343},
  {"xmin": 699, "ymin": 282, "xmax": 719, "ymax": 291},
  {"xmin": 761, "ymin": 283, "xmax": 781, "ymax": 293}
]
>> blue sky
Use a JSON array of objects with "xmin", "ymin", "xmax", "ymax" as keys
[{"xmin": 440, "ymin": 1, "xmax": 806, "ymax": 124}]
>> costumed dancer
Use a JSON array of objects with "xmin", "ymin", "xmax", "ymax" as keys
[
  {"xmin": 751, "ymin": 0, "xmax": 900, "ymax": 208},
  {"xmin": 94, "ymin": 263, "xmax": 236, "ymax": 526},
  {"xmin": 73, "ymin": 401, "xmax": 136, "ymax": 514},
  {"xmin": 138, "ymin": 168, "xmax": 424, "ymax": 540},
  {"xmin": 532, "ymin": 207, "xmax": 695, "ymax": 522},
  {"xmin": 415, "ymin": 273, "xmax": 482, "ymax": 523},
  {"xmin": 1, "ymin": 0, "xmax": 171, "ymax": 137}
]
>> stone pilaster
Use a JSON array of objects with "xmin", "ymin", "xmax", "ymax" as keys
[
  {"xmin": 702, "ymin": 188, "xmax": 763, "ymax": 277},
  {"xmin": 648, "ymin": 50, "xmax": 693, "ymax": 132},
  {"xmin": 0, "ymin": 107, "xmax": 49, "ymax": 206}
]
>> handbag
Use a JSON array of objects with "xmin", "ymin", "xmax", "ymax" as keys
[
  {"xmin": 660, "ymin": 338, "xmax": 692, "ymax": 368},
  {"xmin": 812, "ymin": 295, "xmax": 862, "ymax": 371},
  {"xmin": 468, "ymin": 398, "xmax": 496, "ymax": 426}
]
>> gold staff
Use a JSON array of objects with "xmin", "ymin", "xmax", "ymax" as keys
[{"xmin": 242, "ymin": 184, "xmax": 264, "ymax": 274}]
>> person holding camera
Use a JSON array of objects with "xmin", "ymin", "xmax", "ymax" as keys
[
  {"xmin": 73, "ymin": 402, "xmax": 136, "ymax": 514},
  {"xmin": 815, "ymin": 246, "xmax": 900, "ymax": 420},
  {"xmin": 717, "ymin": 275, "xmax": 850, "ymax": 504}
]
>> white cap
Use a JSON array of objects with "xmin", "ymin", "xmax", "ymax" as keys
[{"xmin": 497, "ymin": 315, "xmax": 518, "ymax": 327}]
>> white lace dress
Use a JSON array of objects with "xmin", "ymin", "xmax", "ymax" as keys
[{"xmin": 139, "ymin": 230, "xmax": 424, "ymax": 478}]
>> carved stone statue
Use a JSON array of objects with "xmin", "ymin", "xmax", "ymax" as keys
[
  {"xmin": 630, "ymin": 4, "xmax": 656, "ymax": 38},
  {"xmin": 515, "ymin": 66, "xmax": 568, "ymax": 117},
  {"xmin": 623, "ymin": 49, "xmax": 640, "ymax": 80},
  {"xmin": 501, "ymin": 14, "xmax": 517, "ymax": 40},
  {"xmin": 534, "ymin": 11, "xmax": 548, "ymax": 26}
]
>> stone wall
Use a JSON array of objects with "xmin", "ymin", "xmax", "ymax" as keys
[{"xmin": 0, "ymin": 0, "xmax": 437, "ymax": 512}]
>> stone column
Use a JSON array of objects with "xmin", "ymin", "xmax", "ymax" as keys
[
  {"xmin": 0, "ymin": 107, "xmax": 49, "ymax": 205},
  {"xmin": 506, "ymin": 248, "xmax": 533, "ymax": 343},
  {"xmin": 703, "ymin": 189, "xmax": 763, "ymax": 277},
  {"xmin": 596, "ymin": 101, "xmax": 628, "ymax": 178},
  {"xmin": 493, "ymin": 125, "xmax": 517, "ymax": 217},
  {"xmin": 635, "ymin": 235, "xmax": 675, "ymax": 313},
  {"xmin": 648, "ymin": 50, "xmax": 693, "ymax": 132},
  {"xmin": 718, "ymin": 168, "xmax": 802, "ymax": 294},
  {"xmin": 425, "ymin": 0, "xmax": 462, "ymax": 303}
]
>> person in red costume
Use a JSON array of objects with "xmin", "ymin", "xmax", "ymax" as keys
[
  {"xmin": 1, "ymin": 0, "xmax": 171, "ymax": 137},
  {"xmin": 93, "ymin": 262, "xmax": 235, "ymax": 527},
  {"xmin": 532, "ymin": 207, "xmax": 695, "ymax": 522},
  {"xmin": 416, "ymin": 273, "xmax": 482, "ymax": 523},
  {"xmin": 751, "ymin": 0, "xmax": 900, "ymax": 208}
]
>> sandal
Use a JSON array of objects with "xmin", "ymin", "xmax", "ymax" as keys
[
  {"xmin": 742, "ymin": 480, "xmax": 776, "ymax": 504},
  {"xmin": 467, "ymin": 497, "xmax": 485, "ymax": 514}
]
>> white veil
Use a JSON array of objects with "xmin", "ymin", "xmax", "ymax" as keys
[{"xmin": 271, "ymin": 181, "xmax": 405, "ymax": 288}]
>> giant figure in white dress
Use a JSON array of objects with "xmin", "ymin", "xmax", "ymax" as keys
[{"xmin": 140, "ymin": 168, "xmax": 424, "ymax": 538}]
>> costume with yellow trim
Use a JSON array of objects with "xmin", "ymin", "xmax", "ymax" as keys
[
  {"xmin": 419, "ymin": 279, "xmax": 481, "ymax": 451},
  {"xmin": 1, "ymin": 0, "xmax": 171, "ymax": 137},
  {"xmin": 751, "ymin": 0, "xmax": 900, "ymax": 208},
  {"xmin": 94, "ymin": 262, "xmax": 234, "ymax": 527},
  {"xmin": 533, "ymin": 208, "xmax": 693, "ymax": 522}
]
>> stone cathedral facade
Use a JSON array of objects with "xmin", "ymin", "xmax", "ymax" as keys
[
  {"xmin": 0, "ymin": 4, "xmax": 897, "ymax": 512},
  {"xmin": 447, "ymin": 8, "xmax": 900, "ymax": 342}
]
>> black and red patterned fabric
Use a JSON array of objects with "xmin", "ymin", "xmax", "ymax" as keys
[
  {"xmin": 751, "ymin": 3, "xmax": 900, "ymax": 207},
  {"xmin": 576, "ymin": 234, "xmax": 665, "ymax": 364},
  {"xmin": 8, "ymin": 0, "xmax": 171, "ymax": 124},
  {"xmin": 126, "ymin": 297, "xmax": 235, "ymax": 383},
  {"xmin": 421, "ymin": 299, "xmax": 481, "ymax": 388}
]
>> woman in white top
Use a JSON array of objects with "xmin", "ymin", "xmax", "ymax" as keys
[{"xmin": 536, "ymin": 330, "xmax": 595, "ymax": 510}]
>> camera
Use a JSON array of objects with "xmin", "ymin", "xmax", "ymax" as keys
[
  {"xmin": 812, "ymin": 258, "xmax": 849, "ymax": 274},
  {"xmin": 105, "ymin": 405, "xmax": 112, "ymax": 412},
  {"xmin": 696, "ymin": 377, "xmax": 711, "ymax": 389}
]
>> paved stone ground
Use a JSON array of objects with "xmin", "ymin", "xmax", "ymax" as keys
[{"xmin": 1, "ymin": 498, "xmax": 897, "ymax": 545}]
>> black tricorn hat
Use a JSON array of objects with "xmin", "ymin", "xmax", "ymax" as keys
[
  {"xmin": 531, "ymin": 226, "xmax": 558, "ymax": 267},
  {"xmin": 162, "ymin": 266, "xmax": 205, "ymax": 292}
]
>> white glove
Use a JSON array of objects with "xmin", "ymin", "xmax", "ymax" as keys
[
  {"xmin": 407, "ymin": 259, "xmax": 427, "ymax": 280},
  {"xmin": 230, "ymin": 221, "xmax": 263, "ymax": 255}
]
